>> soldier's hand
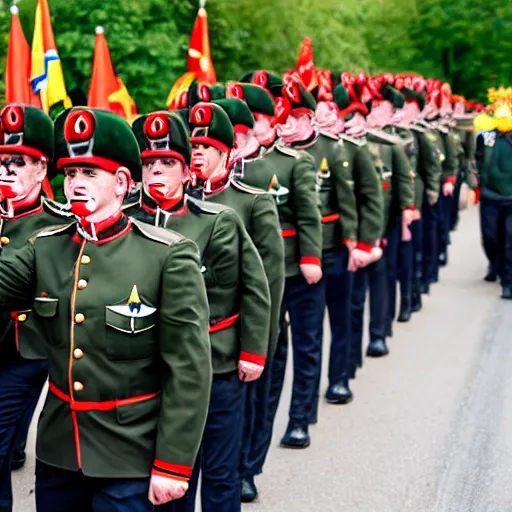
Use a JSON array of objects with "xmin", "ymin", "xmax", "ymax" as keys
[
  {"xmin": 238, "ymin": 360, "xmax": 264, "ymax": 382},
  {"xmin": 426, "ymin": 190, "xmax": 439, "ymax": 205},
  {"xmin": 369, "ymin": 246, "xmax": 383, "ymax": 264},
  {"xmin": 442, "ymin": 182, "xmax": 454, "ymax": 196},
  {"xmin": 401, "ymin": 209, "xmax": 414, "ymax": 226},
  {"xmin": 412, "ymin": 209, "xmax": 421, "ymax": 222},
  {"xmin": 300, "ymin": 264, "xmax": 323, "ymax": 285},
  {"xmin": 349, "ymin": 248, "xmax": 373, "ymax": 270},
  {"xmin": 345, "ymin": 240, "xmax": 357, "ymax": 252},
  {"xmin": 148, "ymin": 475, "xmax": 189, "ymax": 505}
]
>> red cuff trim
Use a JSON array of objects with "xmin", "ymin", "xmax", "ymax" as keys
[
  {"xmin": 356, "ymin": 242, "xmax": 373, "ymax": 253},
  {"xmin": 281, "ymin": 229, "xmax": 297, "ymax": 238},
  {"xmin": 300, "ymin": 256, "xmax": 321, "ymax": 266},
  {"xmin": 153, "ymin": 459, "xmax": 192, "ymax": 479},
  {"xmin": 321, "ymin": 213, "xmax": 340, "ymax": 223},
  {"xmin": 240, "ymin": 351, "xmax": 267, "ymax": 367},
  {"xmin": 403, "ymin": 204, "xmax": 416, "ymax": 211},
  {"xmin": 444, "ymin": 176, "xmax": 456, "ymax": 185},
  {"xmin": 151, "ymin": 469, "xmax": 189, "ymax": 482}
]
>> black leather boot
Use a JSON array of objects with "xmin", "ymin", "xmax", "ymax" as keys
[
  {"xmin": 411, "ymin": 291, "xmax": 422, "ymax": 313},
  {"xmin": 366, "ymin": 339, "xmax": 389, "ymax": 357},
  {"xmin": 241, "ymin": 476, "xmax": 258, "ymax": 503},
  {"xmin": 397, "ymin": 298, "xmax": 412, "ymax": 322},
  {"xmin": 280, "ymin": 422, "xmax": 310, "ymax": 449},
  {"xmin": 325, "ymin": 381, "xmax": 353, "ymax": 404},
  {"xmin": 501, "ymin": 286, "xmax": 512, "ymax": 299}
]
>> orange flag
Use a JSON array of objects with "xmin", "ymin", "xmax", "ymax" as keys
[
  {"xmin": 88, "ymin": 27, "xmax": 137, "ymax": 121},
  {"xmin": 187, "ymin": 2, "xmax": 216, "ymax": 84},
  {"xmin": 6, "ymin": 5, "xmax": 40, "ymax": 106},
  {"xmin": 296, "ymin": 37, "xmax": 318, "ymax": 92}
]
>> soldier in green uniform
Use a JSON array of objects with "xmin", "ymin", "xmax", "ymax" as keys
[
  {"xmin": 309, "ymin": 75, "xmax": 383, "ymax": 407},
  {"xmin": 0, "ymin": 104, "xmax": 70, "ymax": 511},
  {"xmin": 131, "ymin": 106, "xmax": 271, "ymax": 512},
  {"xmin": 344, "ymin": 73, "xmax": 415, "ymax": 360},
  {"xmin": 233, "ymin": 73, "xmax": 323, "ymax": 455},
  {"xmin": 0, "ymin": 107, "xmax": 212, "ymax": 511},
  {"xmin": 386, "ymin": 75, "xmax": 441, "ymax": 320},
  {"xmin": 475, "ymin": 99, "xmax": 512, "ymax": 299},
  {"xmin": 420, "ymin": 79, "xmax": 458, "ymax": 290}
]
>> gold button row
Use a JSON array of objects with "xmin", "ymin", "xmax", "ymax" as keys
[
  {"xmin": 17, "ymin": 313, "xmax": 27, "ymax": 322},
  {"xmin": 81, "ymin": 255, "xmax": 91, "ymax": 265},
  {"xmin": 73, "ymin": 381, "xmax": 84, "ymax": 392},
  {"xmin": 75, "ymin": 313, "xmax": 85, "ymax": 324},
  {"xmin": 0, "ymin": 236, "xmax": 10, "ymax": 245},
  {"xmin": 73, "ymin": 348, "xmax": 84, "ymax": 360}
]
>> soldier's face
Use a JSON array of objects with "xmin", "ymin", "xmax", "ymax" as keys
[
  {"xmin": 191, "ymin": 144, "xmax": 226, "ymax": 180},
  {"xmin": 252, "ymin": 114, "xmax": 276, "ymax": 146},
  {"xmin": 402, "ymin": 101, "xmax": 421, "ymax": 122},
  {"xmin": 366, "ymin": 100, "xmax": 394, "ymax": 128},
  {"xmin": 0, "ymin": 153, "xmax": 46, "ymax": 201},
  {"xmin": 63, "ymin": 166, "xmax": 129, "ymax": 219},
  {"xmin": 142, "ymin": 158, "xmax": 187, "ymax": 203}
]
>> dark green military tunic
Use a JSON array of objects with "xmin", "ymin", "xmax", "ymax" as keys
[
  {"xmin": 134, "ymin": 194, "xmax": 271, "ymax": 373},
  {"xmin": 424, "ymin": 126, "xmax": 458, "ymax": 186},
  {"xmin": 386, "ymin": 126, "xmax": 441, "ymax": 208},
  {"xmin": 365, "ymin": 130, "xmax": 415, "ymax": 237},
  {"xmin": 238, "ymin": 140, "xmax": 322, "ymax": 276},
  {"xmin": 454, "ymin": 123, "xmax": 478, "ymax": 190},
  {"xmin": 0, "ymin": 197, "xmax": 71, "ymax": 364},
  {"xmin": 0, "ymin": 216, "xmax": 212, "ymax": 481},
  {"xmin": 198, "ymin": 176, "xmax": 285, "ymax": 358},
  {"xmin": 476, "ymin": 131, "xmax": 512, "ymax": 197}
]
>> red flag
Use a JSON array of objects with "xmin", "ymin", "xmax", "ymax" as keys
[
  {"xmin": 6, "ymin": 5, "xmax": 40, "ymax": 106},
  {"xmin": 187, "ymin": 5, "xmax": 216, "ymax": 84},
  {"xmin": 296, "ymin": 37, "xmax": 318, "ymax": 92},
  {"xmin": 88, "ymin": 26, "xmax": 137, "ymax": 120}
]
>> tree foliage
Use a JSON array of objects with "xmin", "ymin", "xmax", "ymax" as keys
[{"xmin": 0, "ymin": 0, "xmax": 510, "ymax": 111}]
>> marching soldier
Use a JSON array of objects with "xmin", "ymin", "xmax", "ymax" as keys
[
  {"xmin": 388, "ymin": 75, "xmax": 441, "ymax": 320},
  {"xmin": 131, "ymin": 105, "xmax": 271, "ymax": 511},
  {"xmin": 420, "ymin": 79, "xmax": 457, "ymax": 291},
  {"xmin": 347, "ymin": 74, "xmax": 415, "ymax": 360},
  {"xmin": 0, "ymin": 107, "xmax": 212, "ymax": 511},
  {"xmin": 238, "ymin": 72, "xmax": 323, "ymax": 456},
  {"xmin": 0, "ymin": 104, "xmax": 70, "ymax": 511}
]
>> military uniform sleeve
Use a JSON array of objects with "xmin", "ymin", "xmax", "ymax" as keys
[
  {"xmin": 464, "ymin": 132, "xmax": 478, "ymax": 190},
  {"xmin": 417, "ymin": 132, "xmax": 441, "ymax": 194},
  {"xmin": 214, "ymin": 210, "xmax": 271, "ymax": 366},
  {"xmin": 249, "ymin": 194, "xmax": 285, "ymax": 359},
  {"xmin": 352, "ymin": 145, "xmax": 383, "ymax": 250},
  {"xmin": 392, "ymin": 144, "xmax": 415, "ymax": 210},
  {"xmin": 0, "ymin": 241, "xmax": 37, "ymax": 311},
  {"xmin": 152, "ymin": 239, "xmax": 212, "ymax": 481},
  {"xmin": 292, "ymin": 155, "xmax": 322, "ymax": 266},
  {"xmin": 441, "ymin": 133, "xmax": 458, "ymax": 184},
  {"xmin": 331, "ymin": 142, "xmax": 358, "ymax": 244}
]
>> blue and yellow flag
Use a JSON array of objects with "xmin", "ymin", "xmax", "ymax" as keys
[{"xmin": 30, "ymin": 0, "xmax": 71, "ymax": 113}]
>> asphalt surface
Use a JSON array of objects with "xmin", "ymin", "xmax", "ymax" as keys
[{"xmin": 13, "ymin": 205, "xmax": 510, "ymax": 512}]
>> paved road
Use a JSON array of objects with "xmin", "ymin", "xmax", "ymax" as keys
[{"xmin": 14, "ymin": 206, "xmax": 511, "ymax": 512}]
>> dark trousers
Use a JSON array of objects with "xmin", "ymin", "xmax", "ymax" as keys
[
  {"xmin": 480, "ymin": 196, "xmax": 512, "ymax": 287},
  {"xmin": 240, "ymin": 364, "xmax": 272, "ymax": 479},
  {"xmin": 310, "ymin": 248, "xmax": 353, "ymax": 423},
  {"xmin": 0, "ymin": 359, "xmax": 47, "ymax": 512},
  {"xmin": 170, "ymin": 373, "xmax": 244, "ymax": 512},
  {"xmin": 252, "ymin": 274, "xmax": 324, "ymax": 475},
  {"xmin": 35, "ymin": 461, "xmax": 152, "ymax": 512},
  {"xmin": 399, "ymin": 218, "xmax": 423, "ymax": 307},
  {"xmin": 450, "ymin": 171, "xmax": 463, "ymax": 231},
  {"xmin": 438, "ymin": 193, "xmax": 453, "ymax": 259},
  {"xmin": 385, "ymin": 216, "xmax": 402, "ymax": 333},
  {"xmin": 422, "ymin": 198, "xmax": 440, "ymax": 285},
  {"xmin": 350, "ymin": 251, "xmax": 388, "ymax": 376}
]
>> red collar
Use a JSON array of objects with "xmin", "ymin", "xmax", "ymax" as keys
[
  {"xmin": 73, "ymin": 210, "xmax": 131, "ymax": 245},
  {"xmin": 141, "ymin": 192, "xmax": 188, "ymax": 218},
  {"xmin": 1, "ymin": 188, "xmax": 43, "ymax": 220}
]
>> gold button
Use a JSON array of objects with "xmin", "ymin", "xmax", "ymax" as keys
[
  {"xmin": 17, "ymin": 313, "xmax": 27, "ymax": 322},
  {"xmin": 77, "ymin": 279, "xmax": 88, "ymax": 290},
  {"xmin": 73, "ymin": 381, "xmax": 84, "ymax": 392},
  {"xmin": 0, "ymin": 236, "xmax": 10, "ymax": 245},
  {"xmin": 75, "ymin": 313, "xmax": 85, "ymax": 324},
  {"xmin": 81, "ymin": 255, "xmax": 91, "ymax": 265},
  {"xmin": 73, "ymin": 348, "xmax": 84, "ymax": 360},
  {"xmin": 343, "ymin": 161, "xmax": 349, "ymax": 168}
]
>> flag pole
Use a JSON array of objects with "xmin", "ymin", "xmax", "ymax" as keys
[{"xmin": 199, "ymin": 0, "xmax": 206, "ymax": 8}]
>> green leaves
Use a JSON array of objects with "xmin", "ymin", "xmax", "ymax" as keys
[{"xmin": 0, "ymin": 0, "xmax": 510, "ymax": 109}]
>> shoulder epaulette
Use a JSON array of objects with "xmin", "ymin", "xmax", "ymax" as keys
[
  {"xmin": 366, "ymin": 129, "xmax": 402, "ymax": 146},
  {"xmin": 231, "ymin": 179, "xmax": 267, "ymax": 195},
  {"xmin": 42, "ymin": 198, "xmax": 73, "ymax": 218},
  {"xmin": 409, "ymin": 124, "xmax": 426, "ymax": 134},
  {"xmin": 186, "ymin": 195, "xmax": 229, "ymax": 214},
  {"xmin": 338, "ymin": 134, "xmax": 367, "ymax": 147},
  {"xmin": 131, "ymin": 218, "xmax": 183, "ymax": 246},
  {"xmin": 35, "ymin": 222, "xmax": 76, "ymax": 238},
  {"xmin": 275, "ymin": 143, "xmax": 303, "ymax": 159},
  {"xmin": 319, "ymin": 131, "xmax": 340, "ymax": 141}
]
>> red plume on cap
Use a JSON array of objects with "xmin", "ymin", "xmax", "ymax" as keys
[
  {"xmin": 316, "ymin": 69, "xmax": 333, "ymax": 102},
  {"xmin": 296, "ymin": 36, "xmax": 318, "ymax": 92},
  {"xmin": 226, "ymin": 82, "xmax": 245, "ymax": 100},
  {"xmin": 64, "ymin": 110, "xmax": 96, "ymax": 144},
  {"xmin": 271, "ymin": 96, "xmax": 292, "ymax": 127},
  {"xmin": 426, "ymin": 78, "xmax": 442, "ymax": 108},
  {"xmin": 338, "ymin": 72, "xmax": 369, "ymax": 117},
  {"xmin": 1, "ymin": 105, "xmax": 24, "ymax": 133},
  {"xmin": 144, "ymin": 113, "xmax": 171, "ymax": 139}
]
